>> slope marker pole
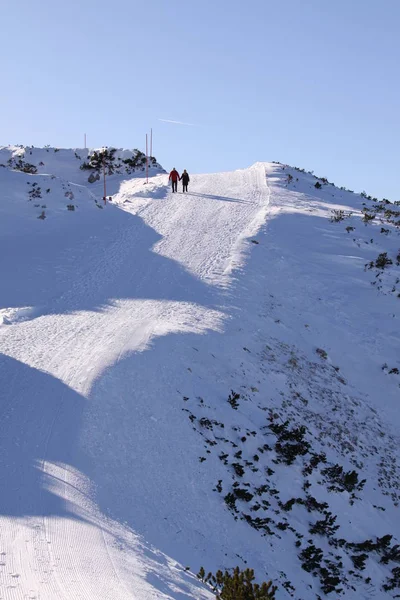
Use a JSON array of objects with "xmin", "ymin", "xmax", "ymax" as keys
[
  {"xmin": 103, "ymin": 158, "xmax": 107, "ymax": 204},
  {"xmin": 146, "ymin": 133, "xmax": 149, "ymax": 184},
  {"xmin": 150, "ymin": 128, "xmax": 153, "ymax": 158}
]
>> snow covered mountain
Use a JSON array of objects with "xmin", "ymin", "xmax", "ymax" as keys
[{"xmin": 0, "ymin": 154, "xmax": 399, "ymax": 599}]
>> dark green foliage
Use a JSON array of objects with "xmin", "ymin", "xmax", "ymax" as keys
[
  {"xmin": 227, "ymin": 391, "xmax": 240, "ymax": 409},
  {"xmin": 309, "ymin": 513, "xmax": 339, "ymax": 537},
  {"xmin": 281, "ymin": 498, "xmax": 297, "ymax": 511},
  {"xmin": 315, "ymin": 181, "xmax": 322, "ymax": 189},
  {"xmin": 254, "ymin": 484, "xmax": 269, "ymax": 496},
  {"xmin": 300, "ymin": 495, "xmax": 329, "ymax": 513},
  {"xmin": 28, "ymin": 184, "xmax": 42, "ymax": 200},
  {"xmin": 299, "ymin": 546, "xmax": 342, "ymax": 594},
  {"xmin": 232, "ymin": 463, "xmax": 245, "ymax": 477},
  {"xmin": 351, "ymin": 554, "xmax": 368, "ymax": 570},
  {"xmin": 376, "ymin": 252, "xmax": 393, "ymax": 269},
  {"xmin": 330, "ymin": 209, "xmax": 353, "ymax": 223},
  {"xmin": 199, "ymin": 417, "xmax": 213, "ymax": 429},
  {"xmin": 299, "ymin": 544, "xmax": 323, "ymax": 572},
  {"xmin": 362, "ymin": 210, "xmax": 376, "ymax": 223},
  {"xmin": 330, "ymin": 209, "xmax": 344, "ymax": 222},
  {"xmin": 13, "ymin": 159, "xmax": 37, "ymax": 174},
  {"xmin": 219, "ymin": 452, "xmax": 229, "ymax": 465},
  {"xmin": 122, "ymin": 149, "xmax": 147, "ymax": 169},
  {"xmin": 343, "ymin": 470, "xmax": 363, "ymax": 492},
  {"xmin": 234, "ymin": 488, "xmax": 253, "ymax": 502},
  {"xmin": 224, "ymin": 493, "xmax": 237, "ymax": 512},
  {"xmin": 346, "ymin": 534, "xmax": 392, "ymax": 555},
  {"xmin": 321, "ymin": 464, "xmax": 366, "ymax": 493},
  {"xmin": 319, "ymin": 565, "xmax": 341, "ymax": 595},
  {"xmin": 380, "ymin": 542, "xmax": 400, "ymax": 565},
  {"xmin": 197, "ymin": 566, "xmax": 277, "ymax": 599},
  {"xmin": 302, "ymin": 452, "xmax": 327, "ymax": 476},
  {"xmin": 383, "ymin": 566, "xmax": 400, "ymax": 591},
  {"xmin": 80, "ymin": 148, "xmax": 117, "ymax": 174},
  {"xmin": 199, "ymin": 417, "xmax": 224, "ymax": 430},
  {"xmin": 244, "ymin": 514, "xmax": 273, "ymax": 534},
  {"xmin": 269, "ymin": 420, "xmax": 311, "ymax": 465}
]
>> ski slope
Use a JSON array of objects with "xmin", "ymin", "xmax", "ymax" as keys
[{"xmin": 0, "ymin": 160, "xmax": 399, "ymax": 599}]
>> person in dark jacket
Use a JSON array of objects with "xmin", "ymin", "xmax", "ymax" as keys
[
  {"xmin": 169, "ymin": 168, "xmax": 180, "ymax": 192},
  {"xmin": 180, "ymin": 169, "xmax": 190, "ymax": 193}
]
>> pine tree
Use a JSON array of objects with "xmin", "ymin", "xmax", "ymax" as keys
[{"xmin": 198, "ymin": 566, "xmax": 277, "ymax": 599}]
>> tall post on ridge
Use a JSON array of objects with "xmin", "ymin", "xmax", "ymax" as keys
[
  {"xmin": 84, "ymin": 133, "xmax": 87, "ymax": 149},
  {"xmin": 103, "ymin": 158, "xmax": 106, "ymax": 205},
  {"xmin": 150, "ymin": 128, "xmax": 153, "ymax": 158},
  {"xmin": 146, "ymin": 133, "xmax": 149, "ymax": 184}
]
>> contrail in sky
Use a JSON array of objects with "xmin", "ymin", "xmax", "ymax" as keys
[{"xmin": 158, "ymin": 118, "xmax": 198, "ymax": 126}]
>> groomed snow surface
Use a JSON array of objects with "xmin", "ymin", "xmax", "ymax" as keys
[{"xmin": 0, "ymin": 154, "xmax": 399, "ymax": 599}]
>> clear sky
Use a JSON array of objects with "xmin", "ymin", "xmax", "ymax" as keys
[{"xmin": 2, "ymin": 0, "xmax": 399, "ymax": 199}]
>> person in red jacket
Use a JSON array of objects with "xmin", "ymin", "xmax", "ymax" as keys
[{"xmin": 169, "ymin": 168, "xmax": 180, "ymax": 192}]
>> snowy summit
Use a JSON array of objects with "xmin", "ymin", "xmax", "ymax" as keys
[{"xmin": 0, "ymin": 148, "xmax": 399, "ymax": 599}]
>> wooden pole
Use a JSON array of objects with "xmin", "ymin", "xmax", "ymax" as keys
[
  {"xmin": 146, "ymin": 134, "xmax": 149, "ymax": 184},
  {"xmin": 103, "ymin": 159, "xmax": 106, "ymax": 204},
  {"xmin": 150, "ymin": 128, "xmax": 153, "ymax": 158},
  {"xmin": 84, "ymin": 133, "xmax": 86, "ymax": 149}
]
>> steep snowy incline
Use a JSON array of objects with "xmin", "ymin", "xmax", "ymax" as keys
[{"xmin": 0, "ymin": 164, "xmax": 271, "ymax": 599}]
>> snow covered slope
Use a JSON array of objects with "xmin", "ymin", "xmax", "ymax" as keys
[
  {"xmin": 0, "ymin": 145, "xmax": 165, "ymax": 197},
  {"xmin": 0, "ymin": 161, "xmax": 399, "ymax": 599}
]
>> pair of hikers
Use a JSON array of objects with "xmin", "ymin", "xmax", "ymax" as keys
[{"xmin": 169, "ymin": 168, "xmax": 190, "ymax": 193}]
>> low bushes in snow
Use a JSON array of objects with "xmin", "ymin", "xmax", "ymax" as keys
[
  {"xmin": 330, "ymin": 210, "xmax": 353, "ymax": 223},
  {"xmin": 8, "ymin": 157, "xmax": 37, "ymax": 174},
  {"xmin": 197, "ymin": 566, "xmax": 277, "ymax": 599},
  {"xmin": 80, "ymin": 147, "xmax": 159, "ymax": 182},
  {"xmin": 227, "ymin": 391, "xmax": 240, "ymax": 410},
  {"xmin": 367, "ymin": 252, "xmax": 393, "ymax": 270}
]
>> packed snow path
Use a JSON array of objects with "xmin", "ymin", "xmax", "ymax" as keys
[{"xmin": 0, "ymin": 165, "xmax": 271, "ymax": 600}]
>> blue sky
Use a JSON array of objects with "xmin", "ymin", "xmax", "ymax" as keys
[{"xmin": 2, "ymin": 0, "xmax": 399, "ymax": 198}]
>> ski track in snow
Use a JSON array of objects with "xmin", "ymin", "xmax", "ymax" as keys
[
  {"xmin": 0, "ymin": 163, "xmax": 270, "ymax": 599},
  {"xmin": 0, "ymin": 158, "xmax": 399, "ymax": 599}
]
